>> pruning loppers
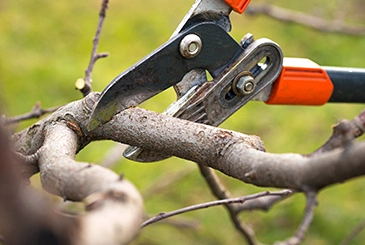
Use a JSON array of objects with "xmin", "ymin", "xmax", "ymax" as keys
[{"xmin": 88, "ymin": 0, "xmax": 365, "ymax": 162}]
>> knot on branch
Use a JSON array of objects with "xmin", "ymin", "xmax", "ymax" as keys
[
  {"xmin": 332, "ymin": 120, "xmax": 356, "ymax": 146},
  {"xmin": 353, "ymin": 110, "xmax": 365, "ymax": 136},
  {"xmin": 66, "ymin": 121, "xmax": 84, "ymax": 138}
]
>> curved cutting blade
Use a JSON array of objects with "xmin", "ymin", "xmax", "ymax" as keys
[{"xmin": 88, "ymin": 22, "xmax": 243, "ymax": 131}]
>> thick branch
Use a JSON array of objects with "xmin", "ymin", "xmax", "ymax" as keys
[
  {"xmin": 37, "ymin": 121, "xmax": 143, "ymax": 244},
  {"xmin": 12, "ymin": 93, "xmax": 365, "ymax": 192},
  {"xmin": 10, "ymin": 92, "xmax": 365, "ymax": 244},
  {"xmin": 93, "ymin": 102, "xmax": 365, "ymax": 191}
]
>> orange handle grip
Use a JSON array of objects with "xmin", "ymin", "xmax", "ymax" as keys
[
  {"xmin": 265, "ymin": 58, "xmax": 334, "ymax": 105},
  {"xmin": 224, "ymin": 0, "xmax": 251, "ymax": 14}
]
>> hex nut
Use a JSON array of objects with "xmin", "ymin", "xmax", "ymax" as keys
[{"xmin": 233, "ymin": 74, "xmax": 256, "ymax": 96}]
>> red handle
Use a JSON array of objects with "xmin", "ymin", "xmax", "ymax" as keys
[
  {"xmin": 265, "ymin": 58, "xmax": 334, "ymax": 105},
  {"xmin": 224, "ymin": 0, "xmax": 251, "ymax": 14}
]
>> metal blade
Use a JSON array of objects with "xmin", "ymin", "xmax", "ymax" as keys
[
  {"xmin": 124, "ymin": 38, "xmax": 283, "ymax": 162},
  {"xmin": 171, "ymin": 0, "xmax": 232, "ymax": 38},
  {"xmin": 88, "ymin": 22, "xmax": 244, "ymax": 130}
]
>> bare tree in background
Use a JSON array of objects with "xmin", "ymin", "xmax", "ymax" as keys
[{"xmin": 1, "ymin": 1, "xmax": 365, "ymax": 244}]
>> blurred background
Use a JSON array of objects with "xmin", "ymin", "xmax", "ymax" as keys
[{"xmin": 1, "ymin": 0, "xmax": 365, "ymax": 244}]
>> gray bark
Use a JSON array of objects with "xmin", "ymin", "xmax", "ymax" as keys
[{"xmin": 9, "ymin": 92, "xmax": 365, "ymax": 244}]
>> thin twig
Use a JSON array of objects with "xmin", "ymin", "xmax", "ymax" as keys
[
  {"xmin": 3, "ymin": 102, "xmax": 60, "ymax": 125},
  {"xmin": 340, "ymin": 216, "xmax": 365, "ymax": 245},
  {"xmin": 76, "ymin": 0, "xmax": 109, "ymax": 97},
  {"xmin": 235, "ymin": 193, "xmax": 294, "ymax": 212},
  {"xmin": 141, "ymin": 190, "xmax": 292, "ymax": 228},
  {"xmin": 197, "ymin": 164, "xmax": 258, "ymax": 245},
  {"xmin": 276, "ymin": 191, "xmax": 317, "ymax": 245},
  {"xmin": 246, "ymin": 4, "xmax": 365, "ymax": 36}
]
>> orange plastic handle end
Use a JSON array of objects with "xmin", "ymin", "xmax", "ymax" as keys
[
  {"xmin": 224, "ymin": 0, "xmax": 251, "ymax": 14},
  {"xmin": 265, "ymin": 58, "xmax": 334, "ymax": 105}
]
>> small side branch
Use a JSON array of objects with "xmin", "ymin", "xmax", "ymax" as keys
[
  {"xmin": 311, "ymin": 109, "xmax": 365, "ymax": 156},
  {"xmin": 235, "ymin": 193, "xmax": 293, "ymax": 212},
  {"xmin": 141, "ymin": 190, "xmax": 291, "ymax": 228},
  {"xmin": 340, "ymin": 216, "xmax": 365, "ymax": 245},
  {"xmin": 2, "ymin": 102, "xmax": 60, "ymax": 125},
  {"xmin": 246, "ymin": 4, "xmax": 365, "ymax": 36},
  {"xmin": 197, "ymin": 164, "xmax": 258, "ymax": 245},
  {"xmin": 276, "ymin": 191, "xmax": 317, "ymax": 245},
  {"xmin": 76, "ymin": 0, "xmax": 109, "ymax": 97}
]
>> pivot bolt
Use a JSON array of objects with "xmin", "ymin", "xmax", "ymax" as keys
[
  {"xmin": 233, "ymin": 74, "xmax": 256, "ymax": 96},
  {"xmin": 180, "ymin": 34, "xmax": 202, "ymax": 59}
]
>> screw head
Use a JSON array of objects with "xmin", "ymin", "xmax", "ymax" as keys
[{"xmin": 180, "ymin": 34, "xmax": 202, "ymax": 59}]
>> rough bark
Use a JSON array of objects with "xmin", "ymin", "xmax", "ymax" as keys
[
  {"xmin": 8, "ymin": 92, "xmax": 365, "ymax": 244},
  {"xmin": 10, "ymin": 93, "xmax": 144, "ymax": 245},
  {"xmin": 12, "ymin": 92, "xmax": 365, "ymax": 192}
]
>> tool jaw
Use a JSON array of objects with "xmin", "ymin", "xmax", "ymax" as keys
[
  {"xmin": 88, "ymin": 22, "xmax": 244, "ymax": 131},
  {"xmin": 171, "ymin": 0, "xmax": 232, "ymax": 38}
]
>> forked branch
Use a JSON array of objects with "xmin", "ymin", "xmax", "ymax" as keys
[{"xmin": 10, "ymin": 93, "xmax": 365, "ymax": 244}]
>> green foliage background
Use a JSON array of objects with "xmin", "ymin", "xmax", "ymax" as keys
[{"xmin": 1, "ymin": 0, "xmax": 365, "ymax": 244}]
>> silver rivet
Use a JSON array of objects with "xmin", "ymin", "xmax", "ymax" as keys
[{"xmin": 180, "ymin": 34, "xmax": 202, "ymax": 59}]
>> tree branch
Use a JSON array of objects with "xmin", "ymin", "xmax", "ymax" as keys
[
  {"xmin": 37, "ymin": 122, "xmax": 143, "ymax": 245},
  {"xmin": 311, "ymin": 109, "xmax": 365, "ymax": 156},
  {"xmin": 197, "ymin": 165, "xmax": 258, "ymax": 245},
  {"xmin": 340, "ymin": 215, "xmax": 365, "ymax": 245},
  {"xmin": 2, "ymin": 102, "xmax": 60, "ymax": 125},
  {"xmin": 10, "ymin": 93, "xmax": 365, "ymax": 244},
  {"xmin": 10, "ymin": 96, "xmax": 144, "ymax": 244},
  {"xmin": 13, "ymin": 93, "xmax": 365, "ymax": 192},
  {"xmin": 76, "ymin": 0, "xmax": 109, "ymax": 96},
  {"xmin": 246, "ymin": 4, "xmax": 365, "ymax": 36},
  {"xmin": 276, "ymin": 191, "xmax": 317, "ymax": 245},
  {"xmin": 141, "ymin": 190, "xmax": 291, "ymax": 228},
  {"xmin": 90, "ymin": 99, "xmax": 365, "ymax": 191},
  {"xmin": 235, "ymin": 193, "xmax": 293, "ymax": 212}
]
